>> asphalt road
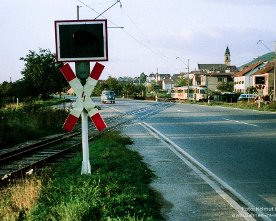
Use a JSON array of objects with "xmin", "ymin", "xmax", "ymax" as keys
[{"xmin": 99, "ymin": 99, "xmax": 276, "ymax": 220}]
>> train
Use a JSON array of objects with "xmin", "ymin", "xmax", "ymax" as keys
[{"xmin": 171, "ymin": 86, "xmax": 208, "ymax": 101}]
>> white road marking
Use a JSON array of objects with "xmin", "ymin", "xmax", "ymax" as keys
[
  {"xmin": 141, "ymin": 122, "xmax": 272, "ymax": 221},
  {"xmin": 223, "ymin": 118, "xmax": 259, "ymax": 127}
]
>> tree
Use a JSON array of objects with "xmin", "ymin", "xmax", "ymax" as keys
[
  {"xmin": 217, "ymin": 82, "xmax": 234, "ymax": 92},
  {"xmin": 93, "ymin": 76, "xmax": 123, "ymax": 97},
  {"xmin": 92, "ymin": 80, "xmax": 108, "ymax": 96},
  {"xmin": 122, "ymin": 83, "xmax": 136, "ymax": 98},
  {"xmin": 176, "ymin": 75, "xmax": 191, "ymax": 87},
  {"xmin": 105, "ymin": 76, "xmax": 120, "ymax": 92},
  {"xmin": 139, "ymin": 72, "xmax": 147, "ymax": 84},
  {"xmin": 246, "ymin": 86, "xmax": 257, "ymax": 94},
  {"xmin": 0, "ymin": 81, "xmax": 14, "ymax": 99},
  {"xmin": 146, "ymin": 83, "xmax": 154, "ymax": 93},
  {"xmin": 20, "ymin": 48, "xmax": 67, "ymax": 99},
  {"xmin": 0, "ymin": 81, "xmax": 15, "ymax": 106}
]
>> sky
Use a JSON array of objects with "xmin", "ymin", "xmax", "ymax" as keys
[{"xmin": 1, "ymin": 0, "xmax": 276, "ymax": 83}]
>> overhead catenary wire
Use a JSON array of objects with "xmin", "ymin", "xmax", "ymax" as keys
[
  {"xmin": 77, "ymin": 0, "xmax": 121, "ymax": 27},
  {"xmin": 257, "ymin": 40, "xmax": 273, "ymax": 52},
  {"xmin": 77, "ymin": 0, "xmax": 175, "ymax": 73},
  {"xmin": 119, "ymin": 5, "xmax": 175, "ymax": 69},
  {"xmin": 94, "ymin": 0, "xmax": 122, "ymax": 20}
]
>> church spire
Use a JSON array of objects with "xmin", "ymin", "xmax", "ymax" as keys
[{"xmin": 224, "ymin": 46, "xmax": 231, "ymax": 66}]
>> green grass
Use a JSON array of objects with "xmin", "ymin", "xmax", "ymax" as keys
[
  {"xmin": 0, "ymin": 132, "xmax": 163, "ymax": 221},
  {"xmin": 204, "ymin": 100, "xmax": 276, "ymax": 112},
  {"xmin": 0, "ymin": 101, "xmax": 68, "ymax": 148}
]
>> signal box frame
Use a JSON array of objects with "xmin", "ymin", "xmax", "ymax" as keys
[
  {"xmin": 55, "ymin": 19, "xmax": 108, "ymax": 62},
  {"xmin": 255, "ymin": 76, "xmax": 265, "ymax": 85}
]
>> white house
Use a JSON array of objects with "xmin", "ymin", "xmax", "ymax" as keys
[
  {"xmin": 147, "ymin": 73, "xmax": 156, "ymax": 82},
  {"xmin": 162, "ymin": 79, "xmax": 175, "ymax": 93},
  {"xmin": 233, "ymin": 61, "xmax": 267, "ymax": 93}
]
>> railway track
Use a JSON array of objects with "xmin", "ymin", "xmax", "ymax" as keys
[{"xmin": 0, "ymin": 102, "xmax": 174, "ymax": 184}]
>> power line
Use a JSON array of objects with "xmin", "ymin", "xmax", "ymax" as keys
[
  {"xmin": 77, "ymin": 0, "xmax": 122, "ymax": 27},
  {"xmin": 94, "ymin": 0, "xmax": 122, "ymax": 20},
  {"xmin": 117, "ymin": 9, "xmax": 174, "ymax": 70},
  {"xmin": 77, "ymin": 0, "xmax": 174, "ymax": 72},
  {"xmin": 257, "ymin": 40, "xmax": 272, "ymax": 52}
]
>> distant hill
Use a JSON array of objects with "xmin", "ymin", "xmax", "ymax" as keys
[{"xmin": 239, "ymin": 52, "xmax": 275, "ymax": 70}]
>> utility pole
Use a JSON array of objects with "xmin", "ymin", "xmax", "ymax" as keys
[
  {"xmin": 257, "ymin": 40, "xmax": 275, "ymax": 101},
  {"xmin": 77, "ymin": 5, "xmax": 81, "ymax": 20},
  {"xmin": 176, "ymin": 57, "xmax": 190, "ymax": 100},
  {"xmin": 187, "ymin": 59, "xmax": 190, "ymax": 101}
]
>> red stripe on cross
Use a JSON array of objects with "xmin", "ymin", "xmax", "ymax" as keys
[
  {"xmin": 90, "ymin": 62, "xmax": 105, "ymax": 80},
  {"xmin": 60, "ymin": 64, "xmax": 76, "ymax": 82},
  {"xmin": 91, "ymin": 113, "xmax": 107, "ymax": 131},
  {"xmin": 63, "ymin": 114, "xmax": 79, "ymax": 132}
]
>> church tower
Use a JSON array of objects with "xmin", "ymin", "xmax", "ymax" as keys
[{"xmin": 224, "ymin": 46, "xmax": 231, "ymax": 66}]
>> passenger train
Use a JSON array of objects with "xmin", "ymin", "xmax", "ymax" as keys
[{"xmin": 171, "ymin": 86, "xmax": 207, "ymax": 101}]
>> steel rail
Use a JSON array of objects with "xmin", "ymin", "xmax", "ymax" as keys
[{"xmin": 0, "ymin": 102, "xmax": 173, "ymax": 184}]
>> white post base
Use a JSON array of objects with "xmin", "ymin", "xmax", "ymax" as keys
[
  {"xmin": 81, "ymin": 111, "xmax": 91, "ymax": 174},
  {"xmin": 81, "ymin": 160, "xmax": 91, "ymax": 174}
]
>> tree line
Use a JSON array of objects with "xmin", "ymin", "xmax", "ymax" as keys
[{"xmin": 0, "ymin": 48, "xmax": 147, "ymax": 106}]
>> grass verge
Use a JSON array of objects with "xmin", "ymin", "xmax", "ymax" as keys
[
  {"xmin": 0, "ymin": 132, "xmax": 163, "ymax": 221},
  {"xmin": 0, "ymin": 101, "xmax": 68, "ymax": 148},
  {"xmin": 197, "ymin": 100, "xmax": 276, "ymax": 112}
]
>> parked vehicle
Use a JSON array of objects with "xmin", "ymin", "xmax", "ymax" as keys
[
  {"xmin": 237, "ymin": 94, "xmax": 257, "ymax": 101},
  {"xmin": 101, "ymin": 90, "xmax": 115, "ymax": 103}
]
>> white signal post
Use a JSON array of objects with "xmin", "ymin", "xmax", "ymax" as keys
[
  {"xmin": 77, "ymin": 6, "xmax": 90, "ymax": 174},
  {"xmin": 60, "ymin": 63, "xmax": 107, "ymax": 174},
  {"xmin": 81, "ymin": 109, "xmax": 90, "ymax": 174}
]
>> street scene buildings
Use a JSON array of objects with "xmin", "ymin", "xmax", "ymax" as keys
[{"xmin": 138, "ymin": 47, "xmax": 275, "ymax": 101}]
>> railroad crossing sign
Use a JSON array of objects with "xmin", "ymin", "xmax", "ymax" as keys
[
  {"xmin": 60, "ymin": 62, "xmax": 107, "ymax": 132},
  {"xmin": 55, "ymin": 18, "xmax": 109, "ymax": 174},
  {"xmin": 256, "ymin": 84, "xmax": 265, "ymax": 100}
]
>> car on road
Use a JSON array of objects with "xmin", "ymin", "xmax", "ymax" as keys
[
  {"xmin": 101, "ymin": 90, "xmax": 115, "ymax": 104},
  {"xmin": 237, "ymin": 94, "xmax": 257, "ymax": 101}
]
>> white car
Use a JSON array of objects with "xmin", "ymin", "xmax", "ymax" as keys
[
  {"xmin": 237, "ymin": 94, "xmax": 257, "ymax": 101},
  {"xmin": 101, "ymin": 90, "xmax": 115, "ymax": 104}
]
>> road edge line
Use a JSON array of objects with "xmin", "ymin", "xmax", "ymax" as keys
[{"xmin": 141, "ymin": 121, "xmax": 271, "ymax": 221}]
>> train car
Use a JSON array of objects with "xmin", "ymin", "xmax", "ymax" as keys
[
  {"xmin": 194, "ymin": 86, "xmax": 208, "ymax": 101},
  {"xmin": 171, "ymin": 86, "xmax": 207, "ymax": 101}
]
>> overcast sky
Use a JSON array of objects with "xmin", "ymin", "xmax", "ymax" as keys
[{"xmin": 1, "ymin": 0, "xmax": 276, "ymax": 83}]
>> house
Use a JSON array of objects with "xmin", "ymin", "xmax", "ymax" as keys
[
  {"xmin": 162, "ymin": 78, "xmax": 175, "ymax": 93},
  {"xmin": 172, "ymin": 73, "xmax": 184, "ymax": 81},
  {"xmin": 146, "ymin": 72, "xmax": 174, "ymax": 92},
  {"xmin": 252, "ymin": 61, "xmax": 275, "ymax": 97},
  {"xmin": 146, "ymin": 73, "xmax": 171, "ymax": 83},
  {"xmin": 156, "ymin": 73, "xmax": 171, "ymax": 82},
  {"xmin": 195, "ymin": 65, "xmax": 236, "ymax": 91},
  {"xmin": 196, "ymin": 46, "xmax": 238, "ymax": 92},
  {"xmin": 147, "ymin": 73, "xmax": 156, "ymax": 83},
  {"xmin": 233, "ymin": 61, "xmax": 266, "ymax": 93},
  {"xmin": 198, "ymin": 71, "xmax": 235, "ymax": 91},
  {"xmin": 191, "ymin": 70, "xmax": 205, "ymax": 86}
]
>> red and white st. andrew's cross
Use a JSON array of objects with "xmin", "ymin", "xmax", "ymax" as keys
[{"xmin": 60, "ymin": 62, "xmax": 107, "ymax": 132}]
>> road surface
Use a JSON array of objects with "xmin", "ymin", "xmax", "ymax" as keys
[{"xmin": 98, "ymin": 98, "xmax": 276, "ymax": 220}]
